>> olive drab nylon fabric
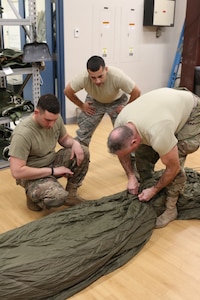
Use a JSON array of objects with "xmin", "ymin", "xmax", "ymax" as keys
[
  {"xmin": 0, "ymin": 48, "xmax": 34, "ymax": 121},
  {"xmin": 0, "ymin": 168, "xmax": 199, "ymax": 300},
  {"xmin": 0, "ymin": 48, "xmax": 31, "ymax": 69},
  {"xmin": 0, "ymin": 89, "xmax": 34, "ymax": 118},
  {"xmin": 0, "ymin": 48, "xmax": 34, "ymax": 159},
  {"xmin": 0, "ymin": 88, "xmax": 34, "ymax": 159}
]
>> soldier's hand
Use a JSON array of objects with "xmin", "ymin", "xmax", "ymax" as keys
[
  {"xmin": 127, "ymin": 175, "xmax": 139, "ymax": 195},
  {"xmin": 138, "ymin": 186, "xmax": 157, "ymax": 202},
  {"xmin": 82, "ymin": 102, "xmax": 96, "ymax": 115},
  {"xmin": 53, "ymin": 166, "xmax": 74, "ymax": 177}
]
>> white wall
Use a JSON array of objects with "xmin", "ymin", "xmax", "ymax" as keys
[{"xmin": 63, "ymin": 0, "xmax": 187, "ymax": 123}]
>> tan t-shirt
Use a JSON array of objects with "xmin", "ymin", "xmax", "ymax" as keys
[
  {"xmin": 115, "ymin": 88, "xmax": 194, "ymax": 156},
  {"xmin": 70, "ymin": 66, "xmax": 136, "ymax": 103},
  {"xmin": 9, "ymin": 114, "xmax": 66, "ymax": 167}
]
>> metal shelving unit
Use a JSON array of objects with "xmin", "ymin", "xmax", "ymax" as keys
[
  {"xmin": 0, "ymin": 0, "xmax": 41, "ymax": 168},
  {"xmin": 0, "ymin": 0, "xmax": 41, "ymax": 106}
]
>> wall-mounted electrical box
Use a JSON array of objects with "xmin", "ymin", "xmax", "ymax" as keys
[{"xmin": 143, "ymin": 0, "xmax": 176, "ymax": 27}]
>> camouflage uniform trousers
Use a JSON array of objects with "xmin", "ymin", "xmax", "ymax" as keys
[
  {"xmin": 135, "ymin": 93, "xmax": 200, "ymax": 198},
  {"xmin": 17, "ymin": 145, "xmax": 90, "ymax": 208},
  {"xmin": 76, "ymin": 93, "xmax": 128, "ymax": 146}
]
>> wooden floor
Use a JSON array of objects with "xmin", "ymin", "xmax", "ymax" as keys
[{"xmin": 1, "ymin": 114, "xmax": 200, "ymax": 300}]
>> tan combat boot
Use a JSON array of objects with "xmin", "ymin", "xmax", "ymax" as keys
[
  {"xmin": 65, "ymin": 182, "xmax": 86, "ymax": 206},
  {"xmin": 155, "ymin": 196, "xmax": 178, "ymax": 228}
]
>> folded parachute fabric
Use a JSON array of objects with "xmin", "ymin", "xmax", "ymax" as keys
[
  {"xmin": 0, "ymin": 168, "xmax": 199, "ymax": 300},
  {"xmin": 0, "ymin": 48, "xmax": 31, "ymax": 69}
]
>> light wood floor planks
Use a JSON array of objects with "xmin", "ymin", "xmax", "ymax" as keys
[{"xmin": 0, "ymin": 114, "xmax": 200, "ymax": 300}]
